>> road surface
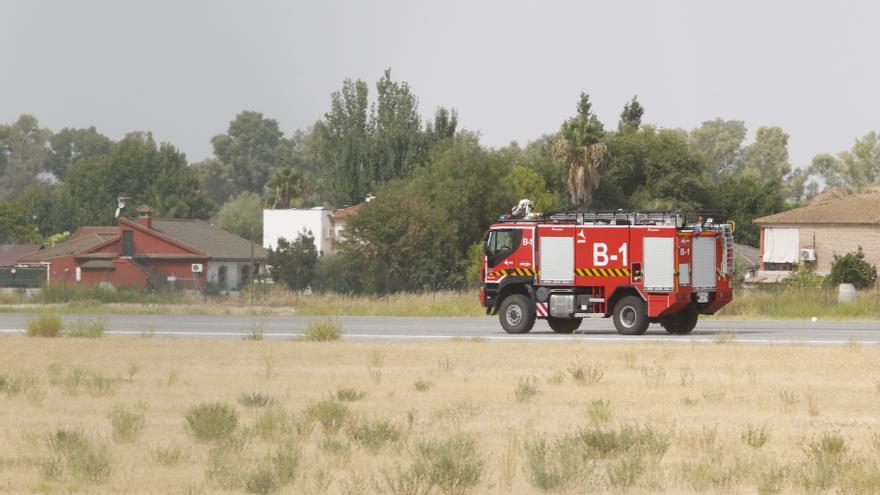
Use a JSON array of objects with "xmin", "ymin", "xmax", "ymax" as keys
[{"xmin": 1, "ymin": 312, "xmax": 878, "ymax": 345}]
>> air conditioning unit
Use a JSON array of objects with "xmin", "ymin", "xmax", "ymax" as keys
[
  {"xmin": 191, "ymin": 263, "xmax": 204, "ymax": 273},
  {"xmin": 800, "ymin": 249, "xmax": 816, "ymax": 262}
]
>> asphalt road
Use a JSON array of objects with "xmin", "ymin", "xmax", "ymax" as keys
[{"xmin": 1, "ymin": 312, "xmax": 879, "ymax": 345}]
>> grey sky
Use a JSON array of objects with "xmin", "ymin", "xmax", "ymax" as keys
[{"xmin": 2, "ymin": 0, "xmax": 878, "ymax": 169}]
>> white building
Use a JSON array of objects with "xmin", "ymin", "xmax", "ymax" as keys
[{"xmin": 263, "ymin": 207, "xmax": 335, "ymax": 254}]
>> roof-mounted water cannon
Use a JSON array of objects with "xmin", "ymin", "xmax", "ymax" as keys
[{"xmin": 510, "ymin": 199, "xmax": 536, "ymax": 219}]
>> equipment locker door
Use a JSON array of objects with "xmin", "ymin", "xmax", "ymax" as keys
[
  {"xmin": 537, "ymin": 226, "xmax": 575, "ymax": 285},
  {"xmin": 692, "ymin": 236, "xmax": 717, "ymax": 290}
]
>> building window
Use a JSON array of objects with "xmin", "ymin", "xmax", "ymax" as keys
[
  {"xmin": 122, "ymin": 231, "xmax": 134, "ymax": 257},
  {"xmin": 218, "ymin": 265, "xmax": 227, "ymax": 289},
  {"xmin": 241, "ymin": 265, "xmax": 251, "ymax": 287}
]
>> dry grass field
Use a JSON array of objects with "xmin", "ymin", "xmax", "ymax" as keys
[{"xmin": 2, "ymin": 335, "xmax": 880, "ymax": 494}]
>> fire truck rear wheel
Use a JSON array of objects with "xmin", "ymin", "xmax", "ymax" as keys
[
  {"xmin": 547, "ymin": 317, "xmax": 581, "ymax": 334},
  {"xmin": 661, "ymin": 310, "xmax": 698, "ymax": 335},
  {"xmin": 499, "ymin": 294, "xmax": 535, "ymax": 334},
  {"xmin": 613, "ymin": 296, "xmax": 649, "ymax": 335}
]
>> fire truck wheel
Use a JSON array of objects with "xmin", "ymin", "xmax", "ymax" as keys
[
  {"xmin": 547, "ymin": 317, "xmax": 581, "ymax": 334},
  {"xmin": 499, "ymin": 294, "xmax": 535, "ymax": 334},
  {"xmin": 613, "ymin": 296, "xmax": 649, "ymax": 335},
  {"xmin": 660, "ymin": 310, "xmax": 698, "ymax": 335}
]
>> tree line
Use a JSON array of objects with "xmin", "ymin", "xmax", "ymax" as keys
[{"xmin": 2, "ymin": 69, "xmax": 879, "ymax": 292}]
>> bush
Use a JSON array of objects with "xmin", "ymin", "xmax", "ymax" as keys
[
  {"xmin": 347, "ymin": 418, "xmax": 402, "ymax": 452},
  {"xmin": 109, "ymin": 403, "xmax": 147, "ymax": 443},
  {"xmin": 238, "ymin": 392, "xmax": 275, "ymax": 408},
  {"xmin": 335, "ymin": 387, "xmax": 366, "ymax": 402},
  {"xmin": 302, "ymin": 399, "xmax": 349, "ymax": 433},
  {"xmin": 741, "ymin": 424, "xmax": 770, "ymax": 449},
  {"xmin": 27, "ymin": 313, "xmax": 63, "ymax": 337},
  {"xmin": 514, "ymin": 376, "xmax": 540, "ymax": 403},
  {"xmin": 66, "ymin": 318, "xmax": 107, "ymax": 338},
  {"xmin": 568, "ymin": 362, "xmax": 605, "ymax": 386},
  {"xmin": 415, "ymin": 435, "xmax": 483, "ymax": 495},
  {"xmin": 153, "ymin": 445, "xmax": 188, "ymax": 467},
  {"xmin": 781, "ymin": 263, "xmax": 824, "ymax": 289},
  {"xmin": 45, "ymin": 428, "xmax": 112, "ymax": 484},
  {"xmin": 184, "ymin": 402, "xmax": 239, "ymax": 442},
  {"xmin": 828, "ymin": 247, "xmax": 877, "ymax": 290},
  {"xmin": 414, "ymin": 379, "xmax": 433, "ymax": 392},
  {"xmin": 303, "ymin": 318, "xmax": 341, "ymax": 341}
]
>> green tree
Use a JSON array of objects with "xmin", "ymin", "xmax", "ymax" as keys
[
  {"xmin": 0, "ymin": 199, "xmax": 42, "ymax": 243},
  {"xmin": 409, "ymin": 135, "xmax": 514, "ymax": 261},
  {"xmin": 313, "ymin": 78, "xmax": 372, "ymax": 206},
  {"xmin": 340, "ymin": 187, "xmax": 453, "ymax": 292},
  {"xmin": 426, "ymin": 107, "xmax": 458, "ymax": 144},
  {"xmin": 742, "ymin": 126, "xmax": 791, "ymax": 181},
  {"xmin": 267, "ymin": 166, "xmax": 309, "ymax": 208},
  {"xmin": 838, "ymin": 131, "xmax": 880, "ymax": 192},
  {"xmin": 63, "ymin": 133, "xmax": 213, "ymax": 226},
  {"xmin": 506, "ymin": 165, "xmax": 560, "ymax": 212},
  {"xmin": 268, "ymin": 231, "xmax": 318, "ymax": 291},
  {"xmin": 618, "ymin": 95, "xmax": 644, "ymax": 133},
  {"xmin": 372, "ymin": 68, "xmax": 424, "ymax": 183},
  {"xmin": 809, "ymin": 153, "xmax": 845, "ymax": 188},
  {"xmin": 215, "ymin": 191, "xmax": 263, "ymax": 243},
  {"xmin": 554, "ymin": 93, "xmax": 607, "ymax": 207},
  {"xmin": 0, "ymin": 115, "xmax": 51, "ymax": 199},
  {"xmin": 712, "ymin": 172, "xmax": 786, "ymax": 247},
  {"xmin": 688, "ymin": 119, "xmax": 747, "ymax": 179},
  {"xmin": 828, "ymin": 247, "xmax": 877, "ymax": 290},
  {"xmin": 211, "ymin": 111, "xmax": 292, "ymax": 198},
  {"xmin": 193, "ymin": 158, "xmax": 235, "ymax": 206},
  {"xmin": 44, "ymin": 126, "xmax": 112, "ymax": 180}
]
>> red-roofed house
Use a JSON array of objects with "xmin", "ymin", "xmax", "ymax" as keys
[{"xmin": 17, "ymin": 206, "xmax": 268, "ymax": 290}]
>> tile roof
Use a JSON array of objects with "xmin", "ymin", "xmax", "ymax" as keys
[
  {"xmin": 69, "ymin": 226, "xmax": 119, "ymax": 241},
  {"xmin": 733, "ymin": 243, "xmax": 760, "ymax": 268},
  {"xmin": 332, "ymin": 203, "xmax": 363, "ymax": 221},
  {"xmin": 80, "ymin": 260, "xmax": 114, "ymax": 269},
  {"xmin": 17, "ymin": 235, "xmax": 110, "ymax": 262},
  {"xmin": 754, "ymin": 193, "xmax": 880, "ymax": 225},
  {"xmin": 0, "ymin": 244, "xmax": 41, "ymax": 266},
  {"xmin": 150, "ymin": 219, "xmax": 269, "ymax": 261}
]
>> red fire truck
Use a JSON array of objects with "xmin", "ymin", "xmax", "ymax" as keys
[{"xmin": 480, "ymin": 205, "xmax": 734, "ymax": 335}]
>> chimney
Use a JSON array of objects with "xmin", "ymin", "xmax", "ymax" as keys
[{"xmin": 135, "ymin": 204, "xmax": 153, "ymax": 229}]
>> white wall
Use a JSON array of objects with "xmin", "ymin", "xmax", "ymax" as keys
[{"xmin": 263, "ymin": 208, "xmax": 334, "ymax": 254}]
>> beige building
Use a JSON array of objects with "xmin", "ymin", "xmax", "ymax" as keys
[{"xmin": 753, "ymin": 193, "xmax": 880, "ymax": 282}]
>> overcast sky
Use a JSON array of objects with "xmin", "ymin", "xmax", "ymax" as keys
[{"xmin": 2, "ymin": 1, "xmax": 877, "ymax": 169}]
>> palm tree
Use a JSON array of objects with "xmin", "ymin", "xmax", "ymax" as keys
[
  {"xmin": 268, "ymin": 167, "xmax": 306, "ymax": 208},
  {"xmin": 554, "ymin": 93, "xmax": 607, "ymax": 208}
]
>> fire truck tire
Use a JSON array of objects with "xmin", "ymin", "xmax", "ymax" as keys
[
  {"xmin": 660, "ymin": 310, "xmax": 698, "ymax": 335},
  {"xmin": 547, "ymin": 317, "xmax": 581, "ymax": 334},
  {"xmin": 613, "ymin": 296, "xmax": 649, "ymax": 335},
  {"xmin": 499, "ymin": 294, "xmax": 535, "ymax": 334}
]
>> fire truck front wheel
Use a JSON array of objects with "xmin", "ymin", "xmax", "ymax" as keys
[
  {"xmin": 613, "ymin": 296, "xmax": 649, "ymax": 335},
  {"xmin": 547, "ymin": 317, "xmax": 581, "ymax": 334},
  {"xmin": 499, "ymin": 294, "xmax": 535, "ymax": 334}
]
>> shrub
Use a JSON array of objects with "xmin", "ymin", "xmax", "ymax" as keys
[
  {"xmin": 27, "ymin": 313, "xmax": 63, "ymax": 337},
  {"xmin": 269, "ymin": 441, "xmax": 299, "ymax": 485},
  {"xmin": 335, "ymin": 387, "xmax": 367, "ymax": 402},
  {"xmin": 586, "ymin": 399, "xmax": 613, "ymax": 427},
  {"xmin": 415, "ymin": 436, "xmax": 483, "ymax": 495},
  {"xmin": 238, "ymin": 392, "xmax": 275, "ymax": 408},
  {"xmin": 184, "ymin": 402, "xmax": 239, "ymax": 442},
  {"xmin": 252, "ymin": 405, "xmax": 293, "ymax": 442},
  {"xmin": 245, "ymin": 467, "xmax": 281, "ymax": 495},
  {"xmin": 67, "ymin": 318, "xmax": 106, "ymax": 338},
  {"xmin": 640, "ymin": 361, "xmax": 667, "ymax": 387},
  {"xmin": 568, "ymin": 362, "xmax": 605, "ymax": 386},
  {"xmin": 781, "ymin": 263, "xmax": 824, "ymax": 289},
  {"xmin": 153, "ymin": 445, "xmax": 188, "ymax": 467},
  {"xmin": 741, "ymin": 424, "xmax": 770, "ymax": 449},
  {"xmin": 242, "ymin": 322, "xmax": 265, "ymax": 341},
  {"xmin": 828, "ymin": 247, "xmax": 877, "ymax": 290},
  {"xmin": 347, "ymin": 418, "xmax": 402, "ymax": 452},
  {"xmin": 109, "ymin": 403, "xmax": 147, "ymax": 443},
  {"xmin": 414, "ymin": 379, "xmax": 433, "ymax": 392},
  {"xmin": 514, "ymin": 376, "xmax": 540, "ymax": 403},
  {"xmin": 302, "ymin": 399, "xmax": 349, "ymax": 433},
  {"xmin": 45, "ymin": 428, "xmax": 112, "ymax": 484},
  {"xmin": 303, "ymin": 318, "xmax": 341, "ymax": 341}
]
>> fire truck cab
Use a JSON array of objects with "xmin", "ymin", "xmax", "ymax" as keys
[{"xmin": 480, "ymin": 204, "xmax": 734, "ymax": 335}]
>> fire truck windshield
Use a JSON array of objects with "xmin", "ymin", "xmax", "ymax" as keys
[{"xmin": 485, "ymin": 229, "xmax": 522, "ymax": 267}]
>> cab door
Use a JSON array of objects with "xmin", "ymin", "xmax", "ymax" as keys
[{"xmin": 484, "ymin": 226, "xmax": 535, "ymax": 282}]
